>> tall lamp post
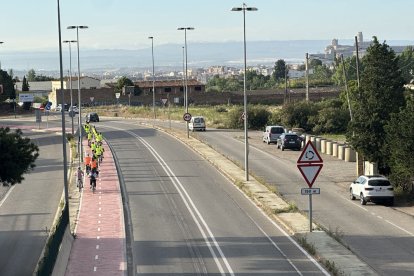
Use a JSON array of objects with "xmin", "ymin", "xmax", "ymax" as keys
[
  {"xmin": 148, "ymin": 36, "xmax": 156, "ymax": 124},
  {"xmin": 231, "ymin": 3, "xmax": 257, "ymax": 181},
  {"xmin": 177, "ymin": 27, "xmax": 194, "ymax": 138},
  {"xmin": 56, "ymin": 0, "xmax": 69, "ymax": 213},
  {"xmin": 67, "ymin": 25, "xmax": 88, "ymax": 165},
  {"xmin": 63, "ymin": 40, "xmax": 77, "ymax": 135}
]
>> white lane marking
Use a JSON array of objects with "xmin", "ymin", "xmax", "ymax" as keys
[
  {"xmin": 94, "ymin": 267, "xmax": 97, "ymax": 272},
  {"xmin": 97, "ymin": 236, "xmax": 100, "ymax": 240},
  {"xmin": 247, "ymin": 213, "xmax": 303, "ymax": 275},
  {"xmin": 107, "ymin": 125, "xmax": 231, "ymax": 275},
  {"xmin": 95, "ymin": 255, "xmax": 98, "ymax": 260},
  {"xmin": 96, "ymin": 245, "xmax": 100, "ymax": 250},
  {"xmin": 98, "ymin": 220, "xmax": 101, "ymax": 224},
  {"xmin": 99, "ymin": 207, "xmax": 101, "ymax": 211},
  {"xmin": 99, "ymin": 214, "xmax": 101, "ymax": 217},
  {"xmin": 385, "ymin": 220, "xmax": 414, "ymax": 236},
  {"xmin": 140, "ymin": 133, "xmax": 233, "ymax": 275},
  {"xmin": 0, "ymin": 185, "xmax": 15, "ymax": 207},
  {"xmin": 343, "ymin": 197, "xmax": 414, "ymax": 236},
  {"xmin": 233, "ymin": 177, "xmax": 329, "ymax": 275},
  {"xmin": 98, "ymin": 227, "xmax": 100, "ymax": 231}
]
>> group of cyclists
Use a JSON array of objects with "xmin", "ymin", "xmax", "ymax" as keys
[{"xmin": 76, "ymin": 122, "xmax": 105, "ymax": 193}]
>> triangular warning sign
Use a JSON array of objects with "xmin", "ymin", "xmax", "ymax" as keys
[
  {"xmin": 297, "ymin": 140, "xmax": 323, "ymax": 163},
  {"xmin": 297, "ymin": 164, "xmax": 323, "ymax": 187}
]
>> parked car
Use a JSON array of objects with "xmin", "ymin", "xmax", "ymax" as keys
[
  {"xmin": 276, "ymin": 133, "xmax": 302, "ymax": 151},
  {"xmin": 55, "ymin": 103, "xmax": 69, "ymax": 112},
  {"xmin": 85, "ymin": 112, "xmax": 100, "ymax": 123},
  {"xmin": 262, "ymin": 125, "xmax": 285, "ymax": 144},
  {"xmin": 350, "ymin": 175, "xmax": 394, "ymax": 206},
  {"xmin": 69, "ymin": 105, "xmax": 79, "ymax": 114},
  {"xmin": 189, "ymin": 116, "xmax": 206, "ymax": 131}
]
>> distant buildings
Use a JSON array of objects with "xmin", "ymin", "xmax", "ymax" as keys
[{"xmin": 323, "ymin": 32, "xmax": 408, "ymax": 61}]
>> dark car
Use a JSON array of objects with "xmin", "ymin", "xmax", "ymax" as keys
[
  {"xmin": 277, "ymin": 133, "xmax": 302, "ymax": 151},
  {"xmin": 85, "ymin": 112, "xmax": 99, "ymax": 123}
]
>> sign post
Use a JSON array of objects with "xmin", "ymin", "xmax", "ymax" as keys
[{"xmin": 297, "ymin": 140, "xmax": 323, "ymax": 232}]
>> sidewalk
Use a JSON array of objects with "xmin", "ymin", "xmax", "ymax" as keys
[{"xmin": 65, "ymin": 139, "xmax": 126, "ymax": 275}]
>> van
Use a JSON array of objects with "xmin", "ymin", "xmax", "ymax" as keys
[
  {"xmin": 189, "ymin": 116, "xmax": 206, "ymax": 131},
  {"xmin": 262, "ymin": 125, "xmax": 285, "ymax": 144}
]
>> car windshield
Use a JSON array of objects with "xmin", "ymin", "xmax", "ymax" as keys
[
  {"xmin": 194, "ymin": 117, "xmax": 204, "ymax": 123},
  {"xmin": 271, "ymin": 127, "xmax": 284, "ymax": 134},
  {"xmin": 368, "ymin": 180, "xmax": 391, "ymax": 186}
]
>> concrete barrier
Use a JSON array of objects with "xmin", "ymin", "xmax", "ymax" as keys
[
  {"xmin": 326, "ymin": 141, "xmax": 333, "ymax": 155},
  {"xmin": 310, "ymin": 136, "xmax": 317, "ymax": 145},
  {"xmin": 52, "ymin": 226, "xmax": 74, "ymax": 276},
  {"xmin": 320, "ymin": 139, "xmax": 327, "ymax": 154},
  {"xmin": 338, "ymin": 145, "xmax": 346, "ymax": 160},
  {"xmin": 306, "ymin": 135, "xmax": 313, "ymax": 145},
  {"xmin": 332, "ymin": 142, "xmax": 338, "ymax": 157},
  {"xmin": 345, "ymin": 147, "xmax": 356, "ymax": 162},
  {"xmin": 315, "ymin": 137, "xmax": 323, "ymax": 151}
]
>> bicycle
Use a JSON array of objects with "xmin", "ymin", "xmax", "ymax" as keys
[{"xmin": 77, "ymin": 178, "xmax": 83, "ymax": 192}]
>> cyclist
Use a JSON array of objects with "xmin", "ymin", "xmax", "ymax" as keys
[
  {"xmin": 84, "ymin": 153, "xmax": 92, "ymax": 174},
  {"xmin": 76, "ymin": 167, "xmax": 84, "ymax": 192},
  {"xmin": 90, "ymin": 168, "xmax": 98, "ymax": 192}
]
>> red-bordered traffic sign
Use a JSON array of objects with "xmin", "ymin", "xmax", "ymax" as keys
[
  {"xmin": 183, "ymin": 112, "xmax": 192, "ymax": 122},
  {"xmin": 297, "ymin": 163, "xmax": 323, "ymax": 187},
  {"xmin": 297, "ymin": 140, "xmax": 323, "ymax": 164}
]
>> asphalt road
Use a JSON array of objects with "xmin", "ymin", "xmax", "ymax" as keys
[
  {"xmin": 191, "ymin": 126, "xmax": 414, "ymax": 276},
  {"xmin": 0, "ymin": 120, "xmax": 66, "ymax": 275},
  {"xmin": 100, "ymin": 120, "xmax": 328, "ymax": 275}
]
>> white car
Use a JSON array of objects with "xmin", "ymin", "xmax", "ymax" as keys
[
  {"xmin": 350, "ymin": 175, "xmax": 394, "ymax": 206},
  {"xmin": 262, "ymin": 125, "xmax": 285, "ymax": 145},
  {"xmin": 189, "ymin": 116, "xmax": 206, "ymax": 131}
]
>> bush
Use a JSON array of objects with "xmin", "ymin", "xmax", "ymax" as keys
[
  {"xmin": 226, "ymin": 106, "xmax": 244, "ymax": 129},
  {"xmin": 310, "ymin": 105, "xmax": 350, "ymax": 134},
  {"xmin": 280, "ymin": 101, "xmax": 318, "ymax": 131},
  {"xmin": 248, "ymin": 105, "xmax": 271, "ymax": 130}
]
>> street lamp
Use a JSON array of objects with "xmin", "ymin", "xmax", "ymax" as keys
[
  {"xmin": 63, "ymin": 40, "xmax": 77, "ymax": 135},
  {"xmin": 56, "ymin": 0, "xmax": 69, "ymax": 214},
  {"xmin": 67, "ymin": 25, "xmax": 88, "ymax": 165},
  {"xmin": 177, "ymin": 27, "xmax": 194, "ymax": 138},
  {"xmin": 148, "ymin": 36, "xmax": 156, "ymax": 125},
  {"xmin": 231, "ymin": 3, "xmax": 257, "ymax": 181}
]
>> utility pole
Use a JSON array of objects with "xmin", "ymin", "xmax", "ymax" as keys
[
  {"xmin": 341, "ymin": 54, "xmax": 353, "ymax": 121},
  {"xmin": 355, "ymin": 36, "xmax": 361, "ymax": 90},
  {"xmin": 354, "ymin": 36, "xmax": 363, "ymax": 176},
  {"xmin": 284, "ymin": 63, "xmax": 288, "ymax": 104},
  {"xmin": 305, "ymin": 53, "xmax": 309, "ymax": 102}
]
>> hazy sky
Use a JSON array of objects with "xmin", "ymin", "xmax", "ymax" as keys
[{"xmin": 1, "ymin": 0, "xmax": 414, "ymax": 52}]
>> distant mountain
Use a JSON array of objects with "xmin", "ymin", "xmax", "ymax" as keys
[{"xmin": 2, "ymin": 40, "xmax": 414, "ymax": 75}]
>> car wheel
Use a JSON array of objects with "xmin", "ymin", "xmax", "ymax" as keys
[
  {"xmin": 281, "ymin": 145, "xmax": 284, "ymax": 151},
  {"xmin": 360, "ymin": 193, "xmax": 367, "ymax": 205},
  {"xmin": 350, "ymin": 189, "xmax": 355, "ymax": 200}
]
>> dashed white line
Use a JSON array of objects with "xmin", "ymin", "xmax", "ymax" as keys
[
  {"xmin": 95, "ymin": 255, "xmax": 99, "ymax": 260},
  {"xmin": 98, "ymin": 227, "xmax": 100, "ymax": 231},
  {"xmin": 96, "ymin": 245, "xmax": 100, "ymax": 250},
  {"xmin": 94, "ymin": 267, "xmax": 97, "ymax": 272}
]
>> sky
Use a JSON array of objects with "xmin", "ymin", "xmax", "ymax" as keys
[{"xmin": 1, "ymin": 0, "xmax": 414, "ymax": 52}]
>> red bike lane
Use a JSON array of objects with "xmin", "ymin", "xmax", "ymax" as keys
[{"xmin": 65, "ymin": 139, "xmax": 126, "ymax": 275}]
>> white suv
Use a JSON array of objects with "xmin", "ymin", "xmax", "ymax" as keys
[{"xmin": 350, "ymin": 175, "xmax": 394, "ymax": 206}]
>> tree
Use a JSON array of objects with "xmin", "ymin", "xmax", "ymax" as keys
[
  {"xmin": 27, "ymin": 69, "xmax": 36, "ymax": 82},
  {"xmin": 0, "ymin": 70, "xmax": 16, "ymax": 102},
  {"xmin": 347, "ymin": 37, "xmax": 405, "ymax": 168},
  {"xmin": 385, "ymin": 95, "xmax": 414, "ymax": 191},
  {"xmin": 22, "ymin": 76, "xmax": 30, "ymax": 91},
  {"xmin": 0, "ymin": 127, "xmax": 39, "ymax": 185},
  {"xmin": 115, "ymin": 76, "xmax": 134, "ymax": 94},
  {"xmin": 398, "ymin": 46, "xmax": 414, "ymax": 83},
  {"xmin": 309, "ymin": 58, "xmax": 322, "ymax": 68},
  {"xmin": 272, "ymin": 59, "xmax": 287, "ymax": 82}
]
